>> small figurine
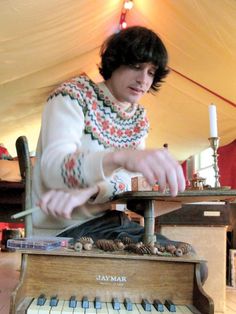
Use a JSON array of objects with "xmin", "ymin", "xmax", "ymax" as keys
[{"xmin": 190, "ymin": 172, "xmax": 206, "ymax": 190}]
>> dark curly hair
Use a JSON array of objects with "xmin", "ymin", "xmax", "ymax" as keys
[{"xmin": 99, "ymin": 26, "xmax": 169, "ymax": 92}]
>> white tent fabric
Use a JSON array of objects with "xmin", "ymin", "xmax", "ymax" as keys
[{"xmin": 0, "ymin": 0, "xmax": 236, "ymax": 160}]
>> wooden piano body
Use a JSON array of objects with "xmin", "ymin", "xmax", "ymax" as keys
[
  {"xmin": 11, "ymin": 190, "xmax": 236, "ymax": 314},
  {"xmin": 10, "ymin": 249, "xmax": 214, "ymax": 314}
]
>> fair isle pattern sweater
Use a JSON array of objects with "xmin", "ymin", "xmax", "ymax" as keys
[{"xmin": 32, "ymin": 74, "xmax": 149, "ymax": 234}]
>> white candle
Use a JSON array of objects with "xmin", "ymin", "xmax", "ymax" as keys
[{"xmin": 208, "ymin": 104, "xmax": 218, "ymax": 137}]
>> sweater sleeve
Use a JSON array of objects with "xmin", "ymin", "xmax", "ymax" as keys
[
  {"xmin": 40, "ymin": 93, "xmax": 108, "ymax": 190},
  {"xmin": 89, "ymin": 169, "xmax": 132, "ymax": 204},
  {"xmin": 90, "ymin": 135, "xmax": 148, "ymax": 204}
]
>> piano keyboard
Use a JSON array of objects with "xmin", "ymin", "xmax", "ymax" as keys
[
  {"xmin": 26, "ymin": 296, "xmax": 200, "ymax": 314},
  {"xmin": 10, "ymin": 250, "xmax": 213, "ymax": 314}
]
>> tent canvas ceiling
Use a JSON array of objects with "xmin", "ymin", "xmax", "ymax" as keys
[{"xmin": 0, "ymin": 0, "xmax": 236, "ymax": 161}]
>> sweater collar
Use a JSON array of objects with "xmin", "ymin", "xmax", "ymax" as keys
[{"xmin": 97, "ymin": 81, "xmax": 138, "ymax": 119}]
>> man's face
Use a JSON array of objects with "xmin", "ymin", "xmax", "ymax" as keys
[{"xmin": 105, "ymin": 62, "xmax": 157, "ymax": 104}]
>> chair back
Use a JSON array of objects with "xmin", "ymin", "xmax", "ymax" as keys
[{"xmin": 15, "ymin": 136, "xmax": 33, "ymax": 236}]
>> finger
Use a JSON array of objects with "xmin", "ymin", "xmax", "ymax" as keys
[
  {"xmin": 59, "ymin": 199, "xmax": 75, "ymax": 219},
  {"xmin": 46, "ymin": 191, "xmax": 70, "ymax": 218},
  {"xmin": 46, "ymin": 191, "xmax": 66, "ymax": 217},
  {"xmin": 58, "ymin": 187, "xmax": 99, "ymax": 219},
  {"xmin": 147, "ymin": 153, "xmax": 167, "ymax": 191},
  {"xmin": 165, "ymin": 167, "xmax": 178, "ymax": 197},
  {"xmin": 139, "ymin": 162, "xmax": 157, "ymax": 187},
  {"xmin": 153, "ymin": 165, "xmax": 166, "ymax": 193},
  {"xmin": 53, "ymin": 192, "xmax": 73, "ymax": 219},
  {"xmin": 176, "ymin": 164, "xmax": 186, "ymax": 192},
  {"xmin": 39, "ymin": 190, "xmax": 57, "ymax": 215},
  {"xmin": 163, "ymin": 151, "xmax": 186, "ymax": 194}
]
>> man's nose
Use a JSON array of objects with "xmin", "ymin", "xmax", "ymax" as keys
[{"xmin": 136, "ymin": 70, "xmax": 148, "ymax": 84}]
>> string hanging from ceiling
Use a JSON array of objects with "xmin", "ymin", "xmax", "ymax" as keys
[{"xmin": 119, "ymin": 0, "xmax": 134, "ymax": 30}]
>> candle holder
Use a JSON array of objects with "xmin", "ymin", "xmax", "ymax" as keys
[{"xmin": 208, "ymin": 137, "xmax": 221, "ymax": 188}]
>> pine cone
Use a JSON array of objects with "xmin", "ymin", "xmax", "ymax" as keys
[
  {"xmin": 77, "ymin": 237, "xmax": 94, "ymax": 245},
  {"xmin": 136, "ymin": 244, "xmax": 156, "ymax": 255},
  {"xmin": 95, "ymin": 239, "xmax": 118, "ymax": 252},
  {"xmin": 124, "ymin": 243, "xmax": 139, "ymax": 254}
]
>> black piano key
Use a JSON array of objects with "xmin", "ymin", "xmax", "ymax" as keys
[
  {"xmin": 141, "ymin": 299, "xmax": 152, "ymax": 312},
  {"xmin": 69, "ymin": 296, "xmax": 77, "ymax": 308},
  {"xmin": 37, "ymin": 294, "xmax": 46, "ymax": 306},
  {"xmin": 124, "ymin": 298, "xmax": 133, "ymax": 311},
  {"xmin": 82, "ymin": 296, "xmax": 89, "ymax": 308},
  {"xmin": 112, "ymin": 297, "xmax": 120, "ymax": 310},
  {"xmin": 94, "ymin": 297, "xmax": 102, "ymax": 309},
  {"xmin": 153, "ymin": 299, "xmax": 164, "ymax": 312},
  {"xmin": 164, "ymin": 300, "xmax": 176, "ymax": 312},
  {"xmin": 50, "ymin": 295, "xmax": 59, "ymax": 307}
]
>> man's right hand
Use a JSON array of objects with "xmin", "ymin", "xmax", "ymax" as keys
[
  {"xmin": 39, "ymin": 185, "xmax": 99, "ymax": 219},
  {"xmin": 103, "ymin": 148, "xmax": 185, "ymax": 197}
]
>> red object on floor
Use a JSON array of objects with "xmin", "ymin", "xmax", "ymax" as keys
[{"xmin": 0, "ymin": 222, "xmax": 24, "ymax": 241}]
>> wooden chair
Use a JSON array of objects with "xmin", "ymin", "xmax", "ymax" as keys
[{"xmin": 15, "ymin": 136, "xmax": 33, "ymax": 236}]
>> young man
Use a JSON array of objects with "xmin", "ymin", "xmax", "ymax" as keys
[
  {"xmin": 32, "ymin": 26, "xmax": 185, "ymax": 238},
  {"xmin": 32, "ymin": 26, "xmax": 208, "ymax": 283}
]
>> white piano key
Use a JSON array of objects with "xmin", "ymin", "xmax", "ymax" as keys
[
  {"xmin": 50, "ymin": 300, "xmax": 65, "ymax": 313},
  {"xmin": 106, "ymin": 302, "xmax": 119, "ymax": 314},
  {"xmin": 61, "ymin": 300, "xmax": 74, "ymax": 314},
  {"xmin": 96, "ymin": 302, "xmax": 109, "ymax": 314},
  {"xmin": 186, "ymin": 305, "xmax": 201, "ymax": 314},
  {"xmin": 176, "ymin": 305, "xmax": 195, "ymax": 313},
  {"xmin": 38, "ymin": 300, "xmax": 51, "ymax": 314},
  {"xmin": 129, "ymin": 304, "xmax": 140, "ymax": 314},
  {"xmin": 119, "ymin": 303, "xmax": 129, "ymax": 314},
  {"xmin": 135, "ymin": 303, "xmax": 148, "ymax": 314},
  {"xmin": 119, "ymin": 304, "xmax": 125, "ymax": 310},
  {"xmin": 86, "ymin": 302, "xmax": 97, "ymax": 314},
  {"xmin": 74, "ymin": 301, "xmax": 85, "ymax": 314},
  {"xmin": 27, "ymin": 299, "xmax": 40, "ymax": 314}
]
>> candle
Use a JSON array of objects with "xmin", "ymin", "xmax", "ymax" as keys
[{"xmin": 208, "ymin": 104, "xmax": 218, "ymax": 137}]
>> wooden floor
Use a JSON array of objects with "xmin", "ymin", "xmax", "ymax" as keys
[{"xmin": 0, "ymin": 251, "xmax": 235, "ymax": 314}]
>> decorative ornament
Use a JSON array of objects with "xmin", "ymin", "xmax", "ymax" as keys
[{"xmin": 119, "ymin": 1, "xmax": 134, "ymax": 30}]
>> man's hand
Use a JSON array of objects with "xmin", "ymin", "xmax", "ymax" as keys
[
  {"xmin": 39, "ymin": 185, "xmax": 99, "ymax": 219},
  {"xmin": 104, "ymin": 148, "xmax": 185, "ymax": 197}
]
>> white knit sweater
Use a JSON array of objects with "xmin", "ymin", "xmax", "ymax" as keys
[{"xmin": 32, "ymin": 74, "xmax": 149, "ymax": 235}]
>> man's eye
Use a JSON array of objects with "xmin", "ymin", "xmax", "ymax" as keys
[{"xmin": 149, "ymin": 71, "xmax": 155, "ymax": 77}]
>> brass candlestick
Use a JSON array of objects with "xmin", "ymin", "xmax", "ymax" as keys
[{"xmin": 208, "ymin": 137, "xmax": 221, "ymax": 188}]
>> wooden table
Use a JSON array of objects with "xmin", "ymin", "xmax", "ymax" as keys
[{"xmin": 113, "ymin": 189, "xmax": 236, "ymax": 244}]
